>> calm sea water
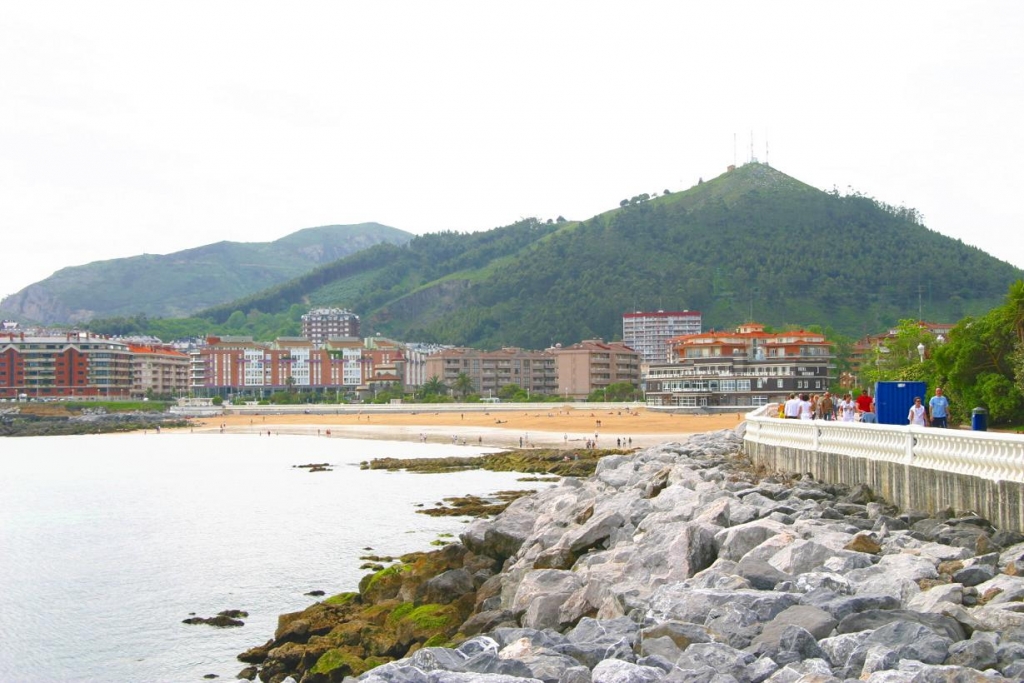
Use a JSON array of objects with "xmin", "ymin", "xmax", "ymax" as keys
[{"xmin": 0, "ymin": 433, "xmax": 542, "ymax": 682}]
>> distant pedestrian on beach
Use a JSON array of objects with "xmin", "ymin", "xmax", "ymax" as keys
[{"xmin": 929, "ymin": 387, "xmax": 950, "ymax": 428}]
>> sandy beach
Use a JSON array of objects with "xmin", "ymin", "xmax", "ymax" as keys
[{"xmin": 192, "ymin": 407, "xmax": 747, "ymax": 450}]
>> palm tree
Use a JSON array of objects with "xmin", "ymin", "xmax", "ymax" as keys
[
  {"xmin": 419, "ymin": 375, "xmax": 447, "ymax": 398},
  {"xmin": 452, "ymin": 373, "xmax": 474, "ymax": 400}
]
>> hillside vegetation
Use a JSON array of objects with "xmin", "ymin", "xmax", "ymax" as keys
[
  {"xmin": 186, "ymin": 163, "xmax": 1023, "ymax": 346},
  {"xmin": 0, "ymin": 223, "xmax": 412, "ymax": 324}
]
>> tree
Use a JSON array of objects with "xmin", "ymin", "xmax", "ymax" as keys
[
  {"xmin": 225, "ymin": 310, "xmax": 247, "ymax": 330},
  {"xmin": 604, "ymin": 382, "xmax": 637, "ymax": 401},
  {"xmin": 863, "ymin": 319, "xmax": 934, "ymax": 386},
  {"xmin": 497, "ymin": 383, "xmax": 522, "ymax": 400},
  {"xmin": 419, "ymin": 375, "xmax": 447, "ymax": 397},
  {"xmin": 932, "ymin": 280, "xmax": 1024, "ymax": 425},
  {"xmin": 452, "ymin": 373, "xmax": 474, "ymax": 400}
]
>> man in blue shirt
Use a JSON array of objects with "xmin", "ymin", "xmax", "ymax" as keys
[{"xmin": 929, "ymin": 387, "xmax": 950, "ymax": 428}]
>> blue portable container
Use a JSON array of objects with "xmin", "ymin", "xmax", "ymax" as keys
[{"xmin": 874, "ymin": 381, "xmax": 928, "ymax": 426}]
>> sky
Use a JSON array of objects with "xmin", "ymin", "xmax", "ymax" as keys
[{"xmin": 2, "ymin": 2, "xmax": 1024, "ymax": 302}]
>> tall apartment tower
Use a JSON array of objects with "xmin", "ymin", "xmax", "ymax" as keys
[
  {"xmin": 301, "ymin": 307, "xmax": 360, "ymax": 347},
  {"xmin": 622, "ymin": 310, "xmax": 702, "ymax": 363}
]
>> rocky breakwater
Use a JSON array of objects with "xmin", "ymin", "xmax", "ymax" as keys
[
  {"xmin": 241, "ymin": 429, "xmax": 1024, "ymax": 683},
  {"xmin": 0, "ymin": 406, "xmax": 188, "ymax": 436}
]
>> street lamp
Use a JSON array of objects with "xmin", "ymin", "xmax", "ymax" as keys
[{"xmin": 917, "ymin": 342, "xmax": 926, "ymax": 363}]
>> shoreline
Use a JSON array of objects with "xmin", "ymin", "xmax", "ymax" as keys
[{"xmin": 188, "ymin": 407, "xmax": 747, "ymax": 449}]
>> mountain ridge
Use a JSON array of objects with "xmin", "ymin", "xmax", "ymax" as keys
[
  {"xmin": 10, "ymin": 164, "xmax": 1023, "ymax": 345},
  {"xmin": 191, "ymin": 163, "xmax": 1024, "ymax": 345},
  {"xmin": 0, "ymin": 223, "xmax": 412, "ymax": 324}
]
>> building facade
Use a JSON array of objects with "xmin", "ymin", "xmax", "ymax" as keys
[
  {"xmin": 644, "ymin": 323, "xmax": 834, "ymax": 408},
  {"xmin": 359, "ymin": 339, "xmax": 407, "ymax": 394},
  {"xmin": 549, "ymin": 339, "xmax": 641, "ymax": 399},
  {"xmin": 424, "ymin": 347, "xmax": 557, "ymax": 397},
  {"xmin": 198, "ymin": 335, "xmax": 364, "ymax": 394},
  {"xmin": 0, "ymin": 332, "xmax": 134, "ymax": 399},
  {"xmin": 127, "ymin": 343, "xmax": 191, "ymax": 398},
  {"xmin": 301, "ymin": 308, "xmax": 360, "ymax": 347},
  {"xmin": 622, "ymin": 310, "xmax": 702, "ymax": 363},
  {"xmin": 403, "ymin": 343, "xmax": 450, "ymax": 389}
]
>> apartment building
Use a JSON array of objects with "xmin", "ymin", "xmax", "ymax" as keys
[
  {"xmin": 0, "ymin": 332, "xmax": 134, "ymax": 399},
  {"xmin": 403, "ymin": 343, "xmax": 450, "ymax": 389},
  {"xmin": 198, "ymin": 335, "xmax": 366, "ymax": 393},
  {"xmin": 645, "ymin": 323, "xmax": 834, "ymax": 408},
  {"xmin": 360, "ymin": 339, "xmax": 406, "ymax": 393},
  {"xmin": 301, "ymin": 308, "xmax": 360, "ymax": 347},
  {"xmin": 127, "ymin": 343, "xmax": 190, "ymax": 398},
  {"xmin": 549, "ymin": 339, "xmax": 640, "ymax": 399},
  {"xmin": 424, "ymin": 347, "xmax": 557, "ymax": 397},
  {"xmin": 622, "ymin": 310, "xmax": 702, "ymax": 363}
]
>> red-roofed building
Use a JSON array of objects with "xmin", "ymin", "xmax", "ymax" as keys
[
  {"xmin": 127, "ymin": 343, "xmax": 190, "ymax": 398},
  {"xmin": 644, "ymin": 322, "xmax": 834, "ymax": 408}
]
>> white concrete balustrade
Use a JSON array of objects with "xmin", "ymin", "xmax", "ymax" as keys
[{"xmin": 745, "ymin": 405, "xmax": 1024, "ymax": 484}]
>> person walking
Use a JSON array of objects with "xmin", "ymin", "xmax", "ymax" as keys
[
  {"xmin": 819, "ymin": 391, "xmax": 835, "ymax": 420},
  {"xmin": 783, "ymin": 393, "xmax": 800, "ymax": 419},
  {"xmin": 798, "ymin": 393, "xmax": 814, "ymax": 420},
  {"xmin": 928, "ymin": 387, "xmax": 950, "ymax": 428},
  {"xmin": 855, "ymin": 389, "xmax": 873, "ymax": 414},
  {"xmin": 908, "ymin": 397, "xmax": 929, "ymax": 426},
  {"xmin": 838, "ymin": 393, "xmax": 857, "ymax": 422}
]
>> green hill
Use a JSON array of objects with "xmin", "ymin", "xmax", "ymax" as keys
[
  {"xmin": 0, "ymin": 223, "xmax": 412, "ymax": 324},
  {"xmin": 193, "ymin": 163, "xmax": 1023, "ymax": 346}
]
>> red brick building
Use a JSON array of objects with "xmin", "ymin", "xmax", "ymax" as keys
[{"xmin": 0, "ymin": 332, "xmax": 133, "ymax": 399}]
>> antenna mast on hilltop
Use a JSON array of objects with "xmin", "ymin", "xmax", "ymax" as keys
[
  {"xmin": 733, "ymin": 133, "xmax": 737, "ymax": 167},
  {"xmin": 749, "ymin": 131, "xmax": 758, "ymax": 163},
  {"xmin": 765, "ymin": 133, "xmax": 770, "ymax": 166}
]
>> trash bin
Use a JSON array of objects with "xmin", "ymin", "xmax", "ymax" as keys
[{"xmin": 972, "ymin": 407, "xmax": 988, "ymax": 431}]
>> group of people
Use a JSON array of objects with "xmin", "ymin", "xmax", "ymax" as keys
[
  {"xmin": 781, "ymin": 390, "xmax": 869, "ymax": 421},
  {"xmin": 779, "ymin": 387, "xmax": 950, "ymax": 427}
]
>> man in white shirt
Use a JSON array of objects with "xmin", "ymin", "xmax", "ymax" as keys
[{"xmin": 783, "ymin": 393, "xmax": 801, "ymax": 419}]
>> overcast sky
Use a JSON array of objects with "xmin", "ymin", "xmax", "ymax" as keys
[{"xmin": 2, "ymin": 2, "xmax": 1023, "ymax": 302}]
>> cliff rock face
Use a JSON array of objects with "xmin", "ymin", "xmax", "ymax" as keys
[
  {"xmin": 240, "ymin": 430, "xmax": 1024, "ymax": 682},
  {"xmin": 0, "ymin": 286, "xmax": 72, "ymax": 324}
]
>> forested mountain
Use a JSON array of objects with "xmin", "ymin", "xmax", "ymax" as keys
[
  {"xmin": 191, "ymin": 163, "xmax": 1023, "ymax": 347},
  {"xmin": 0, "ymin": 223, "xmax": 412, "ymax": 324}
]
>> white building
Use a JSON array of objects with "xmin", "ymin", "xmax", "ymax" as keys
[{"xmin": 622, "ymin": 310, "xmax": 702, "ymax": 363}]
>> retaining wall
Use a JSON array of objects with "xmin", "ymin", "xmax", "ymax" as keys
[{"xmin": 744, "ymin": 408, "xmax": 1024, "ymax": 532}]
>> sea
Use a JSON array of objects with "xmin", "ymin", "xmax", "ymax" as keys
[{"xmin": 0, "ymin": 432, "xmax": 545, "ymax": 682}]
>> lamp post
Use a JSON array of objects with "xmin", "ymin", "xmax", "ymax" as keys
[{"xmin": 917, "ymin": 342, "xmax": 926, "ymax": 363}]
